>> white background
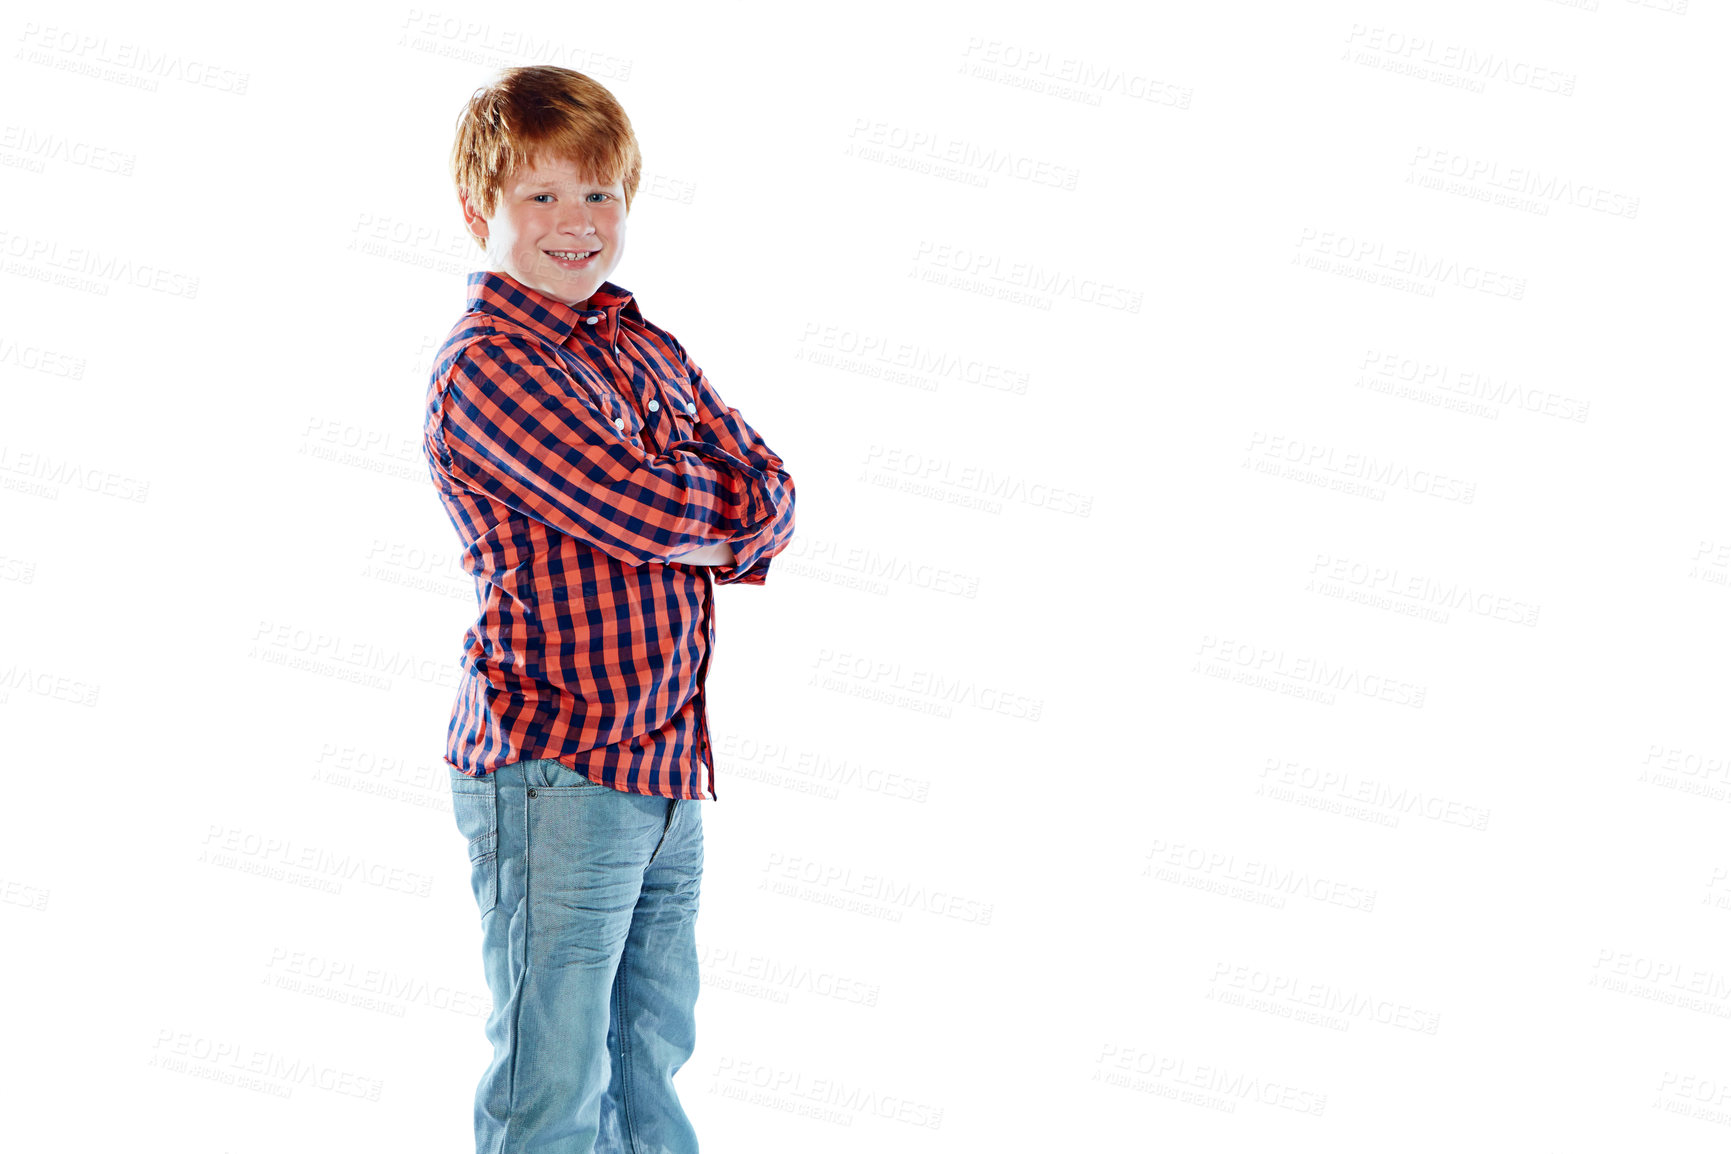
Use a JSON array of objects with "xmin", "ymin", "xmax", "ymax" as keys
[{"xmin": 3, "ymin": 0, "xmax": 1728, "ymax": 1150}]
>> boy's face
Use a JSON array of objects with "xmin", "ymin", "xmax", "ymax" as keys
[{"xmin": 461, "ymin": 153, "xmax": 627, "ymax": 309}]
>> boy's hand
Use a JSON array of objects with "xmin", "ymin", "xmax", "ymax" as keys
[{"xmin": 672, "ymin": 541, "xmax": 735, "ymax": 566}]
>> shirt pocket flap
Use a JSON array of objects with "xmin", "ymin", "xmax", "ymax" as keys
[{"xmin": 651, "ymin": 389, "xmax": 701, "ymax": 445}]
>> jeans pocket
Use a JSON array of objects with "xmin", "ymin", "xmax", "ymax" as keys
[
  {"xmin": 450, "ymin": 769, "xmax": 498, "ymax": 917},
  {"xmin": 525, "ymin": 757, "xmax": 607, "ymax": 792}
]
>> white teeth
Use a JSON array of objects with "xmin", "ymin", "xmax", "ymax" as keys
[{"xmin": 549, "ymin": 250, "xmax": 595, "ymax": 260}]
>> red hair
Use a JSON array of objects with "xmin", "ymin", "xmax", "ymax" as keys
[{"xmin": 450, "ymin": 66, "xmax": 642, "ymax": 251}]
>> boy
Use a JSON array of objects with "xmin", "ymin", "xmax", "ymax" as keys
[{"xmin": 422, "ymin": 65, "xmax": 796, "ymax": 1153}]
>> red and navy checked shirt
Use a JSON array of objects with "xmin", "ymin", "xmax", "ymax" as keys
[{"xmin": 422, "ymin": 270, "xmax": 796, "ymax": 800}]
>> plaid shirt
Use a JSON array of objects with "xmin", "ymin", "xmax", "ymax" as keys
[{"xmin": 422, "ymin": 270, "xmax": 796, "ymax": 799}]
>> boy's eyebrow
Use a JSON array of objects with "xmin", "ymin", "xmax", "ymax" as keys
[{"xmin": 513, "ymin": 176, "xmax": 618, "ymax": 191}]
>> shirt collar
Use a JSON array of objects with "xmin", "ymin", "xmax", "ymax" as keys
[{"xmin": 463, "ymin": 269, "xmax": 643, "ymax": 347}]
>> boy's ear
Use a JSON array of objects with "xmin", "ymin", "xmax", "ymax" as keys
[{"xmin": 458, "ymin": 188, "xmax": 489, "ymax": 244}]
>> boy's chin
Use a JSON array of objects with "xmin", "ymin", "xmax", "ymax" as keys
[
  {"xmin": 512, "ymin": 267, "xmax": 597, "ymax": 306},
  {"xmin": 538, "ymin": 265, "xmax": 603, "ymax": 294}
]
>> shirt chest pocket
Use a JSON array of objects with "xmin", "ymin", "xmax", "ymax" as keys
[
  {"xmin": 643, "ymin": 388, "xmax": 701, "ymax": 452},
  {"xmin": 555, "ymin": 376, "xmax": 684, "ymax": 455},
  {"xmin": 557, "ymin": 351, "xmax": 700, "ymax": 453}
]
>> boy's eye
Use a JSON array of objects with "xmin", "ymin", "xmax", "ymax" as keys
[
  {"xmin": 532, "ymin": 194, "xmax": 554, "ymax": 203},
  {"xmin": 587, "ymin": 192, "xmax": 610, "ymax": 202}
]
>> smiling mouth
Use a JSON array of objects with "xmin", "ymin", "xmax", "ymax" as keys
[{"xmin": 546, "ymin": 248, "xmax": 599, "ymax": 263}]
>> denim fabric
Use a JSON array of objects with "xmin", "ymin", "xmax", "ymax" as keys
[{"xmin": 450, "ymin": 757, "xmax": 704, "ymax": 1153}]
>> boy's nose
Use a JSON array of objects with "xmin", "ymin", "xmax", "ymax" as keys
[{"xmin": 557, "ymin": 209, "xmax": 599, "ymax": 234}]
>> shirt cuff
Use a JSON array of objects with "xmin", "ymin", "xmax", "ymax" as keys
[{"xmin": 672, "ymin": 438, "xmax": 776, "ymax": 548}]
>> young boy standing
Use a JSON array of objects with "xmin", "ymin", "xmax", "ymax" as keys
[{"xmin": 422, "ymin": 66, "xmax": 796, "ymax": 1153}]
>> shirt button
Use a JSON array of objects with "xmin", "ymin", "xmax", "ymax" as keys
[
  {"xmin": 585, "ymin": 316, "xmax": 599, "ymax": 325},
  {"xmin": 685, "ymin": 401, "xmax": 697, "ymax": 414},
  {"xmin": 647, "ymin": 399, "xmax": 660, "ymax": 412},
  {"xmin": 613, "ymin": 416, "xmax": 626, "ymax": 430}
]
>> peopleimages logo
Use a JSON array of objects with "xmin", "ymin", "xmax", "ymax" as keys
[
  {"xmin": 861, "ymin": 443, "xmax": 1093, "ymax": 517},
  {"xmin": 1406, "ymin": 146, "xmax": 1639, "ymax": 220},
  {"xmin": 1341, "ymin": 24, "xmax": 1577, "ymax": 96},
  {"xmin": 1293, "ymin": 227, "xmax": 1525, "ymax": 300},
  {"xmin": 911, "ymin": 240, "xmax": 1142, "ymax": 312},
  {"xmin": 148, "ymin": 1029, "xmax": 383, "ymax": 1101},
  {"xmin": 809, "ymin": 648, "xmax": 1044, "ymax": 722},
  {"xmin": 0, "ymin": 228, "xmax": 200, "ymax": 297},
  {"xmin": 1194, "ymin": 634, "xmax": 1428, "ymax": 709},
  {"xmin": 1244, "ymin": 431, "xmax": 1477, "ymax": 505},
  {"xmin": 15, "ymin": 23, "xmax": 251, "ymax": 94}
]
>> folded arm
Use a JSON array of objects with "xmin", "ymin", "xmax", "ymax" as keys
[
  {"xmin": 669, "ymin": 337, "xmax": 797, "ymax": 585},
  {"xmin": 434, "ymin": 334, "xmax": 777, "ymax": 566}
]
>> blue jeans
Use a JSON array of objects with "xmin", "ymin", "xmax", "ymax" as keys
[{"xmin": 449, "ymin": 757, "xmax": 704, "ymax": 1153}]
